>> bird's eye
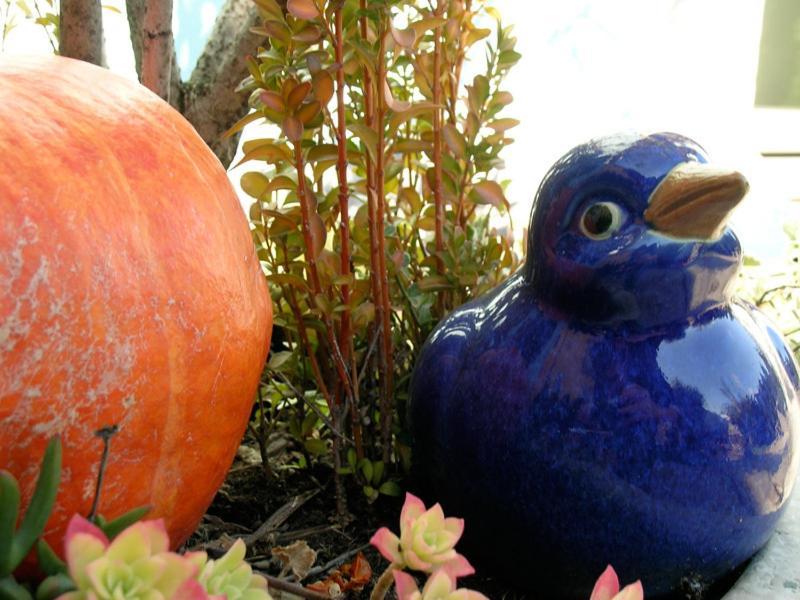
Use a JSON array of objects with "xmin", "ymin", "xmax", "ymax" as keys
[{"xmin": 580, "ymin": 202, "xmax": 622, "ymax": 240}]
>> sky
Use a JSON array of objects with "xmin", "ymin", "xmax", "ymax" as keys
[{"xmin": 3, "ymin": 0, "xmax": 799, "ymax": 261}]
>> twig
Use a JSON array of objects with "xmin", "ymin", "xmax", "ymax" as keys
[
  {"xmin": 374, "ymin": 13, "xmax": 395, "ymax": 466},
  {"xmin": 257, "ymin": 573, "xmax": 331, "ymax": 600},
  {"xmin": 88, "ymin": 425, "xmax": 119, "ymax": 521},
  {"xmin": 243, "ymin": 489, "xmax": 320, "ymax": 547},
  {"xmin": 273, "ymin": 524, "xmax": 337, "ymax": 547},
  {"xmin": 431, "ymin": 0, "xmax": 445, "ymax": 283},
  {"xmin": 31, "ymin": 0, "xmax": 57, "ymax": 53},
  {"xmin": 274, "ymin": 371, "xmax": 353, "ymax": 444},
  {"xmin": 304, "ymin": 543, "xmax": 371, "ymax": 580},
  {"xmin": 358, "ymin": 324, "xmax": 383, "ymax": 385},
  {"xmin": 757, "ymin": 284, "xmax": 800, "ymax": 306}
]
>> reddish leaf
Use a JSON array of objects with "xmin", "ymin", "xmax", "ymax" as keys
[
  {"xmin": 259, "ymin": 90, "xmax": 285, "ymax": 112},
  {"xmin": 471, "ymin": 180, "xmax": 507, "ymax": 208},
  {"xmin": 390, "ymin": 23, "xmax": 416, "ymax": 48},
  {"xmin": 262, "ymin": 19, "xmax": 291, "ymax": 44},
  {"xmin": 287, "ymin": 0, "xmax": 319, "ymax": 20},
  {"xmin": 287, "ymin": 81, "xmax": 312, "ymax": 109},
  {"xmin": 293, "ymin": 25, "xmax": 322, "ymax": 43},
  {"xmin": 442, "ymin": 123, "xmax": 467, "ymax": 158},
  {"xmin": 312, "ymin": 70, "xmax": 334, "ymax": 106},
  {"xmin": 383, "ymin": 80, "xmax": 411, "ymax": 112},
  {"xmin": 309, "ymin": 211, "xmax": 326, "ymax": 259},
  {"xmin": 493, "ymin": 90, "xmax": 514, "ymax": 106},
  {"xmin": 296, "ymin": 101, "xmax": 321, "ymax": 125},
  {"xmin": 281, "ymin": 115, "xmax": 304, "ymax": 142},
  {"xmin": 487, "ymin": 118, "xmax": 521, "ymax": 132}
]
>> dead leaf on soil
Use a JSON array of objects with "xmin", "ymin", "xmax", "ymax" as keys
[{"xmin": 272, "ymin": 539, "xmax": 318, "ymax": 580}]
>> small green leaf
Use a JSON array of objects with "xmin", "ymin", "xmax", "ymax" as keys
[
  {"xmin": 34, "ymin": 540, "xmax": 65, "ymax": 577},
  {"xmin": 393, "ymin": 139, "xmax": 431, "ymax": 154},
  {"xmin": 498, "ymin": 50, "xmax": 522, "ymax": 68},
  {"xmin": 99, "ymin": 506, "xmax": 151, "ymax": 540},
  {"xmin": 304, "ymin": 438, "xmax": 327, "ymax": 456},
  {"xmin": 362, "ymin": 485, "xmax": 378, "ymax": 502},
  {"xmin": 470, "ymin": 180, "xmax": 507, "ymax": 209},
  {"xmin": 358, "ymin": 458, "xmax": 373, "ymax": 483},
  {"xmin": 269, "ymin": 273, "xmax": 309, "ymax": 291},
  {"xmin": 346, "ymin": 38, "xmax": 377, "ymax": 78},
  {"xmin": 416, "ymin": 275, "xmax": 452, "ymax": 292},
  {"xmin": 743, "ymin": 256, "xmax": 761, "ymax": 267},
  {"xmin": 10, "ymin": 438, "xmax": 61, "ymax": 571},
  {"xmin": 0, "ymin": 472, "xmax": 21, "ymax": 576},
  {"xmin": 233, "ymin": 141, "xmax": 292, "ymax": 168},
  {"xmin": 306, "ymin": 144, "xmax": 339, "ymax": 163},
  {"xmin": 371, "ymin": 460, "xmax": 385, "ymax": 486},
  {"xmin": 222, "ymin": 111, "xmax": 263, "ymax": 139},
  {"xmin": 0, "ymin": 577, "xmax": 33, "ymax": 600},
  {"xmin": 347, "ymin": 123, "xmax": 378, "ymax": 163},
  {"xmin": 378, "ymin": 481, "xmax": 402, "ymax": 497},
  {"xmin": 35, "ymin": 573, "xmax": 75, "ymax": 600},
  {"xmin": 241, "ymin": 172, "xmax": 270, "ymax": 199}
]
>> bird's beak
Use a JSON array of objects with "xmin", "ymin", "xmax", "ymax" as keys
[{"xmin": 644, "ymin": 162, "xmax": 749, "ymax": 240}]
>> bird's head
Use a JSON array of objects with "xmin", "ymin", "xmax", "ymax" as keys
[{"xmin": 525, "ymin": 132, "xmax": 748, "ymax": 329}]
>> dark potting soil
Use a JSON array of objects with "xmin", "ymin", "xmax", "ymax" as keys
[{"xmin": 184, "ymin": 439, "xmax": 741, "ymax": 600}]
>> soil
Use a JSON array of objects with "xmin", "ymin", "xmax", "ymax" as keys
[{"xmin": 184, "ymin": 438, "xmax": 743, "ymax": 600}]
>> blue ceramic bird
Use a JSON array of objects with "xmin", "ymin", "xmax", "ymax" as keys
[{"xmin": 409, "ymin": 133, "xmax": 800, "ymax": 598}]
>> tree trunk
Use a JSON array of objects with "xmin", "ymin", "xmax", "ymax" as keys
[
  {"xmin": 126, "ymin": 0, "xmax": 144, "ymax": 75},
  {"xmin": 127, "ymin": 0, "xmax": 182, "ymax": 111},
  {"xmin": 60, "ymin": 0, "xmax": 103, "ymax": 65},
  {"xmin": 140, "ymin": 0, "xmax": 174, "ymax": 102},
  {"xmin": 127, "ymin": 0, "xmax": 261, "ymax": 166},
  {"xmin": 181, "ymin": 0, "xmax": 262, "ymax": 166}
]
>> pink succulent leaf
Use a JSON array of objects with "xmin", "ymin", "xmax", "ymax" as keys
[
  {"xmin": 183, "ymin": 550, "xmax": 209, "ymax": 571},
  {"xmin": 105, "ymin": 518, "xmax": 171, "ymax": 564},
  {"xmin": 404, "ymin": 547, "xmax": 434, "ymax": 572},
  {"xmin": 439, "ymin": 554, "xmax": 475, "ymax": 579},
  {"xmin": 140, "ymin": 518, "xmax": 170, "ymax": 554},
  {"xmin": 590, "ymin": 565, "xmax": 621, "ymax": 600},
  {"xmin": 442, "ymin": 517, "xmax": 465, "ymax": 541},
  {"xmin": 421, "ymin": 570, "xmax": 456, "ymax": 597},
  {"xmin": 85, "ymin": 557, "xmax": 112, "ymax": 596},
  {"xmin": 449, "ymin": 590, "xmax": 491, "ymax": 600},
  {"xmin": 400, "ymin": 493, "xmax": 427, "ymax": 529},
  {"xmin": 156, "ymin": 552, "xmax": 199, "ymax": 597},
  {"xmin": 64, "ymin": 514, "xmax": 109, "ymax": 548},
  {"xmin": 614, "ymin": 581, "xmax": 644, "ymax": 600},
  {"xmin": 63, "ymin": 515, "xmax": 109, "ymax": 589},
  {"xmin": 394, "ymin": 569, "xmax": 422, "ymax": 600},
  {"xmin": 427, "ymin": 504, "xmax": 446, "ymax": 525},
  {"xmin": 176, "ymin": 578, "xmax": 217, "ymax": 600},
  {"xmin": 370, "ymin": 527, "xmax": 404, "ymax": 564}
]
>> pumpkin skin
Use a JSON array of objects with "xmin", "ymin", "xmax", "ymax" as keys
[{"xmin": 0, "ymin": 55, "xmax": 272, "ymax": 551}]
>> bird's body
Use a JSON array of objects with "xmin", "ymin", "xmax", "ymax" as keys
[{"xmin": 409, "ymin": 133, "xmax": 800, "ymax": 597}]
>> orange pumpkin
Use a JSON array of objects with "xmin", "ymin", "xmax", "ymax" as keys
[{"xmin": 0, "ymin": 55, "xmax": 272, "ymax": 551}]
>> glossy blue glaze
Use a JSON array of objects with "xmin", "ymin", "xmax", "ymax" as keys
[{"xmin": 409, "ymin": 133, "xmax": 800, "ymax": 598}]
